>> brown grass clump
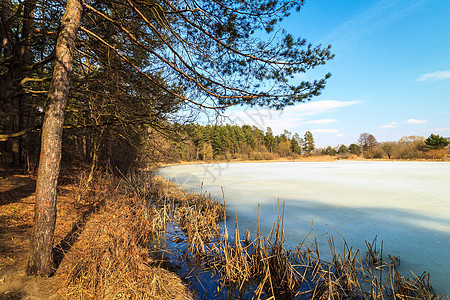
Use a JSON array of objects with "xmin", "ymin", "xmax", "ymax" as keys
[
  {"xmin": 134, "ymin": 173, "xmax": 225, "ymax": 257},
  {"xmin": 175, "ymin": 193, "xmax": 223, "ymax": 257},
  {"xmin": 58, "ymin": 174, "xmax": 192, "ymax": 300},
  {"xmin": 208, "ymin": 204, "xmax": 302, "ymax": 299}
]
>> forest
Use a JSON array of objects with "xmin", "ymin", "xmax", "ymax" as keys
[
  {"xmin": 172, "ymin": 124, "xmax": 311, "ymax": 161},
  {"xmin": 164, "ymin": 124, "xmax": 449, "ymax": 162}
]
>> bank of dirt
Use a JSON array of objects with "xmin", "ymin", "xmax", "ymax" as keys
[{"xmin": 0, "ymin": 170, "xmax": 192, "ymax": 299}]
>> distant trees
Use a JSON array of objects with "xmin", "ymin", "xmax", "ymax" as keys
[
  {"xmin": 358, "ymin": 133, "xmax": 378, "ymax": 151},
  {"xmin": 358, "ymin": 134, "xmax": 449, "ymax": 160},
  {"xmin": 303, "ymin": 131, "xmax": 315, "ymax": 155},
  {"xmin": 338, "ymin": 145, "xmax": 349, "ymax": 155},
  {"xmin": 172, "ymin": 125, "xmax": 320, "ymax": 160},
  {"xmin": 277, "ymin": 140, "xmax": 292, "ymax": 157},
  {"xmin": 172, "ymin": 128, "xmax": 449, "ymax": 161},
  {"xmin": 425, "ymin": 134, "xmax": 449, "ymax": 149},
  {"xmin": 358, "ymin": 133, "xmax": 383, "ymax": 158},
  {"xmin": 322, "ymin": 146, "xmax": 336, "ymax": 156},
  {"xmin": 201, "ymin": 143, "xmax": 214, "ymax": 161},
  {"xmin": 349, "ymin": 144, "xmax": 361, "ymax": 155},
  {"xmin": 422, "ymin": 134, "xmax": 449, "ymax": 159},
  {"xmin": 321, "ymin": 145, "xmax": 347, "ymax": 157},
  {"xmin": 264, "ymin": 128, "xmax": 276, "ymax": 154},
  {"xmin": 396, "ymin": 136, "xmax": 425, "ymax": 159},
  {"xmin": 381, "ymin": 142, "xmax": 397, "ymax": 159},
  {"xmin": 290, "ymin": 134, "xmax": 302, "ymax": 155},
  {"xmin": 291, "ymin": 132, "xmax": 449, "ymax": 160}
]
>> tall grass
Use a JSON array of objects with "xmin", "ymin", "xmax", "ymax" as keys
[{"xmin": 58, "ymin": 173, "xmax": 192, "ymax": 299}]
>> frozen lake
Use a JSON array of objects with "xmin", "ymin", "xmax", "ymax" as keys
[{"xmin": 158, "ymin": 161, "xmax": 450, "ymax": 295}]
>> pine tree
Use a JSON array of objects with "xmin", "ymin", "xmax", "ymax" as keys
[
  {"xmin": 303, "ymin": 131, "xmax": 315, "ymax": 155},
  {"xmin": 264, "ymin": 127, "xmax": 276, "ymax": 153},
  {"xmin": 349, "ymin": 143, "xmax": 361, "ymax": 155},
  {"xmin": 425, "ymin": 134, "xmax": 449, "ymax": 149},
  {"xmin": 290, "ymin": 137, "xmax": 302, "ymax": 155}
]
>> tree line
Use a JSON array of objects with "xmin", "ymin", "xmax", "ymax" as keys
[
  {"xmin": 168, "ymin": 124, "xmax": 315, "ymax": 161},
  {"xmin": 167, "ymin": 126, "xmax": 449, "ymax": 162},
  {"xmin": 321, "ymin": 133, "xmax": 449, "ymax": 160}
]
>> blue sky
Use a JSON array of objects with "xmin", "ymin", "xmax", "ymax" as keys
[{"xmin": 225, "ymin": 0, "xmax": 450, "ymax": 147}]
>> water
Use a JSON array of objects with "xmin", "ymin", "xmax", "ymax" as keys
[{"xmin": 158, "ymin": 161, "xmax": 450, "ymax": 296}]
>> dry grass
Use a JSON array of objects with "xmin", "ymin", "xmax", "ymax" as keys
[{"xmin": 58, "ymin": 173, "xmax": 192, "ymax": 300}]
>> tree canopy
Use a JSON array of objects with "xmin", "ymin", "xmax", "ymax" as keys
[{"xmin": 425, "ymin": 134, "xmax": 449, "ymax": 149}]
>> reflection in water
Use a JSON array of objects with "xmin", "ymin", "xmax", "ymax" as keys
[{"xmin": 159, "ymin": 161, "xmax": 450, "ymax": 295}]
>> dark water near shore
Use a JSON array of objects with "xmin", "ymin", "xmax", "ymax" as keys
[{"xmin": 159, "ymin": 161, "xmax": 450, "ymax": 295}]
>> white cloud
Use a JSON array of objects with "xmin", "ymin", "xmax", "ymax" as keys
[
  {"xmin": 379, "ymin": 122, "xmax": 397, "ymax": 128},
  {"xmin": 225, "ymin": 107, "xmax": 293, "ymax": 130},
  {"xmin": 406, "ymin": 119, "xmax": 427, "ymax": 124},
  {"xmin": 286, "ymin": 100, "xmax": 361, "ymax": 117},
  {"xmin": 336, "ymin": 134, "xmax": 344, "ymax": 137},
  {"xmin": 310, "ymin": 129, "xmax": 339, "ymax": 134},
  {"xmin": 225, "ymin": 100, "xmax": 360, "ymax": 134},
  {"xmin": 416, "ymin": 71, "xmax": 450, "ymax": 82},
  {"xmin": 302, "ymin": 119, "xmax": 338, "ymax": 125},
  {"xmin": 262, "ymin": 118, "xmax": 304, "ymax": 133},
  {"xmin": 431, "ymin": 127, "xmax": 450, "ymax": 132}
]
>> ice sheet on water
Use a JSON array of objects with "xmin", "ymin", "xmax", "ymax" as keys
[{"xmin": 159, "ymin": 161, "xmax": 450, "ymax": 295}]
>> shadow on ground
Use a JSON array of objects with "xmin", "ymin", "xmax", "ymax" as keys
[{"xmin": 0, "ymin": 172, "xmax": 36, "ymax": 207}]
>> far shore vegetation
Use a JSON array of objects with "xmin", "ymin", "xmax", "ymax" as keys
[{"xmin": 159, "ymin": 124, "xmax": 450, "ymax": 165}]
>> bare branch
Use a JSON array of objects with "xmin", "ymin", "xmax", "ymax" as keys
[{"xmin": 20, "ymin": 76, "xmax": 53, "ymax": 86}]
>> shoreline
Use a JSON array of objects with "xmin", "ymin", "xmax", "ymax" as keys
[{"xmin": 157, "ymin": 155, "xmax": 450, "ymax": 169}]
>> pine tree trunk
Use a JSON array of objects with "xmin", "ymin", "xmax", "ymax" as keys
[{"xmin": 27, "ymin": 0, "xmax": 82, "ymax": 276}]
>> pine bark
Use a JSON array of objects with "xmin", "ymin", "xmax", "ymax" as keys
[{"xmin": 27, "ymin": 0, "xmax": 82, "ymax": 276}]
